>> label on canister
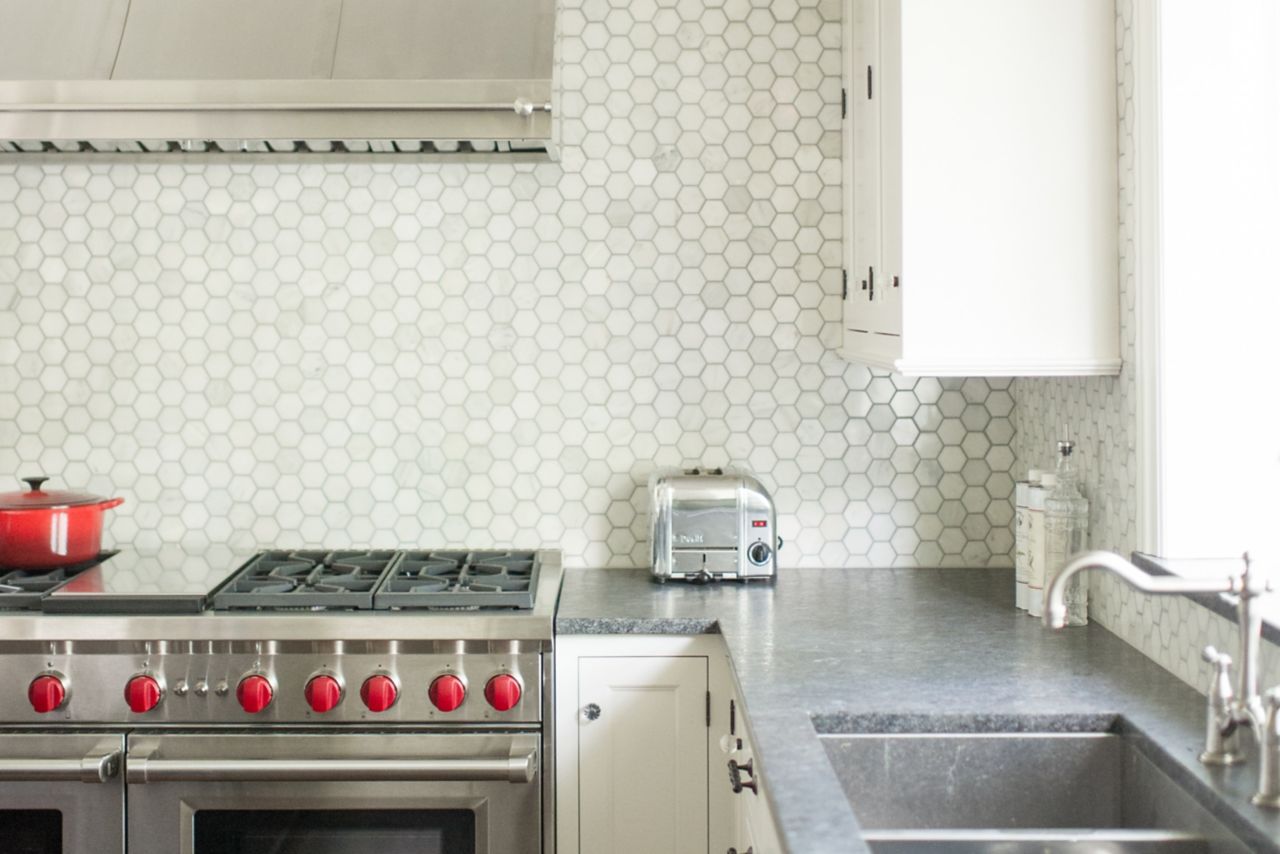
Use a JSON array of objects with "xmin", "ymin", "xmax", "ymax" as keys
[
  {"xmin": 1026, "ymin": 483, "xmax": 1048, "ymax": 617},
  {"xmin": 1014, "ymin": 481, "xmax": 1031, "ymax": 610}
]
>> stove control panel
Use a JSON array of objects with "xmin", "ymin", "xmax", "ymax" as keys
[{"xmin": 2, "ymin": 651, "xmax": 542, "ymax": 724}]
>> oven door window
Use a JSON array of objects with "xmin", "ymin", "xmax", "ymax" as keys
[
  {"xmin": 193, "ymin": 809, "xmax": 475, "ymax": 854},
  {"xmin": 0, "ymin": 810, "xmax": 61, "ymax": 854}
]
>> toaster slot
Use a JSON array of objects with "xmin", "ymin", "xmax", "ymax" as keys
[
  {"xmin": 702, "ymin": 550, "xmax": 738, "ymax": 574},
  {"xmin": 672, "ymin": 549, "xmax": 738, "ymax": 576},
  {"xmin": 672, "ymin": 551, "xmax": 706, "ymax": 575}
]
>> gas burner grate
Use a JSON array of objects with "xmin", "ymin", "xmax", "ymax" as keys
[
  {"xmin": 0, "ymin": 552, "xmax": 120, "ymax": 610},
  {"xmin": 374, "ymin": 551, "xmax": 540, "ymax": 610},
  {"xmin": 212, "ymin": 550, "xmax": 400, "ymax": 611}
]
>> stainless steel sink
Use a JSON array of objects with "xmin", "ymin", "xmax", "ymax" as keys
[{"xmin": 820, "ymin": 732, "xmax": 1250, "ymax": 854}]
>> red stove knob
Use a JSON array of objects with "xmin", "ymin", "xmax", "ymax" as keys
[
  {"xmin": 236, "ymin": 675, "xmax": 274, "ymax": 714},
  {"xmin": 125, "ymin": 675, "xmax": 162, "ymax": 713},
  {"xmin": 485, "ymin": 674, "xmax": 522, "ymax": 712},
  {"xmin": 304, "ymin": 675, "xmax": 342, "ymax": 714},
  {"xmin": 360, "ymin": 675, "xmax": 399, "ymax": 713},
  {"xmin": 428, "ymin": 674, "xmax": 466, "ymax": 712},
  {"xmin": 28, "ymin": 674, "xmax": 67, "ymax": 714}
]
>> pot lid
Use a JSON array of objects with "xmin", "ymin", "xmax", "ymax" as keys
[{"xmin": 0, "ymin": 476, "xmax": 109, "ymax": 509}]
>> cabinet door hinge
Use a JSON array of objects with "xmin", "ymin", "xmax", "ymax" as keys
[
  {"xmin": 841, "ymin": 87, "xmax": 847, "ymax": 119},
  {"xmin": 706, "ymin": 691, "xmax": 712, "ymax": 727},
  {"xmin": 842, "ymin": 268, "xmax": 848, "ymax": 300}
]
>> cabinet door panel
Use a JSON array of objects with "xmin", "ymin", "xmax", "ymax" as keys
[
  {"xmin": 578, "ymin": 656, "xmax": 708, "ymax": 854},
  {"xmin": 877, "ymin": 0, "xmax": 903, "ymax": 337},
  {"xmin": 847, "ymin": 0, "xmax": 883, "ymax": 335}
]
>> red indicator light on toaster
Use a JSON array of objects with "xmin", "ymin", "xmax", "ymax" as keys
[{"xmin": 752, "ymin": 520, "xmax": 767, "ymax": 527}]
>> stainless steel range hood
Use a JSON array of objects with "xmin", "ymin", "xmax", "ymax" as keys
[{"xmin": 0, "ymin": 0, "xmax": 556, "ymax": 157}]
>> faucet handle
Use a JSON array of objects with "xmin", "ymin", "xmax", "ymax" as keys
[
  {"xmin": 1200, "ymin": 645, "xmax": 1245, "ymax": 766},
  {"xmin": 1260, "ymin": 688, "xmax": 1280, "ymax": 721},
  {"xmin": 1202, "ymin": 645, "xmax": 1232, "ymax": 669},
  {"xmin": 1252, "ymin": 689, "xmax": 1280, "ymax": 808}
]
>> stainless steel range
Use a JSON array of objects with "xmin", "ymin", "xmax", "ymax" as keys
[{"xmin": 0, "ymin": 547, "xmax": 562, "ymax": 854}]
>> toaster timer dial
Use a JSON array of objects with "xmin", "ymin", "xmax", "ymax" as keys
[{"xmin": 748, "ymin": 541, "xmax": 772, "ymax": 566}]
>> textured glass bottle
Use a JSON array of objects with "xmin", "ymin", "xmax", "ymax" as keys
[{"xmin": 1044, "ymin": 440, "xmax": 1090, "ymax": 625}]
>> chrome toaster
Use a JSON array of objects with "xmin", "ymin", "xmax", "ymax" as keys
[{"xmin": 648, "ymin": 468, "xmax": 779, "ymax": 582}]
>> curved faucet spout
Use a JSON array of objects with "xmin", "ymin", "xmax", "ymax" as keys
[
  {"xmin": 1042, "ymin": 550, "xmax": 1237, "ymax": 630},
  {"xmin": 1041, "ymin": 549, "xmax": 1280, "ymax": 807}
]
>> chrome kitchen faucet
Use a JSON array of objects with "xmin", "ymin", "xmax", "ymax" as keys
[{"xmin": 1044, "ymin": 550, "xmax": 1280, "ymax": 807}]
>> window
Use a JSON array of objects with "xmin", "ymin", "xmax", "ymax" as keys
[{"xmin": 1139, "ymin": 2, "xmax": 1280, "ymax": 565}]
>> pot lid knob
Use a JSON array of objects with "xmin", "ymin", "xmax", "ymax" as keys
[{"xmin": 21, "ymin": 476, "xmax": 49, "ymax": 493}]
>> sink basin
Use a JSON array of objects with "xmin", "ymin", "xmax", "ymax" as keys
[{"xmin": 820, "ymin": 732, "xmax": 1250, "ymax": 854}]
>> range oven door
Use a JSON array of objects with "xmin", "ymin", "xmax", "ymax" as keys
[
  {"xmin": 0, "ymin": 732, "xmax": 125, "ymax": 854},
  {"xmin": 124, "ymin": 732, "xmax": 540, "ymax": 854}
]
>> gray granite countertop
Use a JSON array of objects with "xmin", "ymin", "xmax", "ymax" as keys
[{"xmin": 557, "ymin": 567, "xmax": 1280, "ymax": 854}]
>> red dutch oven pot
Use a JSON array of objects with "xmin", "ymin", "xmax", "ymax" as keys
[{"xmin": 0, "ymin": 476, "xmax": 124, "ymax": 569}]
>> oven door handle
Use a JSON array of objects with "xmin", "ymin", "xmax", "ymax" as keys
[
  {"xmin": 0, "ymin": 745, "xmax": 121, "ymax": 784},
  {"xmin": 125, "ymin": 748, "xmax": 537, "ymax": 785}
]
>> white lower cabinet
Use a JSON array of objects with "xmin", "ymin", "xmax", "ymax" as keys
[
  {"xmin": 557, "ymin": 636, "xmax": 712, "ymax": 854},
  {"xmin": 556, "ymin": 635, "xmax": 783, "ymax": 854}
]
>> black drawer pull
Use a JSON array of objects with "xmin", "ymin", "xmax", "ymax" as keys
[{"xmin": 728, "ymin": 758, "xmax": 757, "ymax": 795}]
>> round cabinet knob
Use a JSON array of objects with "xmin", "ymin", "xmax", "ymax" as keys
[
  {"xmin": 304, "ymin": 675, "xmax": 343, "ymax": 714},
  {"xmin": 28, "ymin": 674, "xmax": 67, "ymax": 714},
  {"xmin": 485, "ymin": 674, "xmax": 522, "ymax": 712},
  {"xmin": 125, "ymin": 675, "xmax": 162, "ymax": 713},
  {"xmin": 361, "ymin": 675, "xmax": 399, "ymax": 713},
  {"xmin": 236, "ymin": 675, "xmax": 274, "ymax": 714},
  {"xmin": 748, "ymin": 542, "xmax": 771, "ymax": 566},
  {"xmin": 428, "ymin": 674, "xmax": 466, "ymax": 712}
]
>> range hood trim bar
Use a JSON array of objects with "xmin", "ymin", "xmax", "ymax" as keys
[
  {"xmin": 0, "ymin": 79, "xmax": 554, "ymax": 149},
  {"xmin": 0, "ymin": 78, "xmax": 552, "ymax": 107},
  {"xmin": 11, "ymin": 102, "xmax": 551, "ymax": 113}
]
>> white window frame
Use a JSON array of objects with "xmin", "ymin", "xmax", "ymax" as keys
[
  {"xmin": 1136, "ymin": 0, "xmax": 1280, "ymax": 563},
  {"xmin": 1133, "ymin": 0, "xmax": 1164, "ymax": 556}
]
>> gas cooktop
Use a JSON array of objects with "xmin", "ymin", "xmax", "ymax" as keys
[
  {"xmin": 0, "ymin": 548, "xmax": 545, "ymax": 614},
  {"xmin": 0, "ymin": 551, "xmax": 119, "ymax": 610},
  {"xmin": 376, "ymin": 550, "xmax": 540, "ymax": 610},
  {"xmin": 212, "ymin": 550, "xmax": 400, "ymax": 611}
]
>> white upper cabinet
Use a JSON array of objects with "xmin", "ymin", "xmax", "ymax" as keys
[{"xmin": 842, "ymin": 0, "xmax": 1120, "ymax": 377}]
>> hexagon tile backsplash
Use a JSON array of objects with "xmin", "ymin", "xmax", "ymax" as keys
[{"xmin": 0, "ymin": 0, "xmax": 1015, "ymax": 569}]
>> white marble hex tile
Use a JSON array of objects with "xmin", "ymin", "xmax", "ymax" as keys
[{"xmin": 0, "ymin": 0, "xmax": 1015, "ymax": 570}]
